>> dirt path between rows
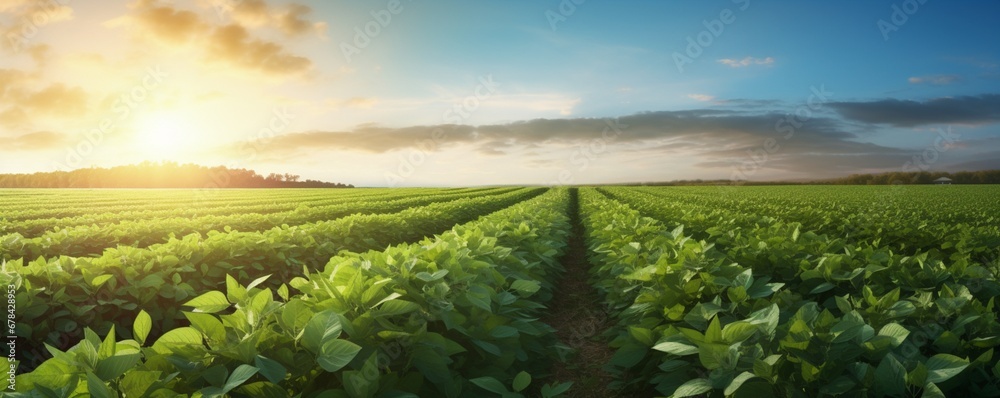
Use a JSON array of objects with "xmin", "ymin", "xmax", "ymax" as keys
[{"xmin": 542, "ymin": 188, "xmax": 620, "ymax": 397}]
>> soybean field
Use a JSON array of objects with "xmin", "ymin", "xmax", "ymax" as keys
[{"xmin": 3, "ymin": 185, "xmax": 1000, "ymax": 397}]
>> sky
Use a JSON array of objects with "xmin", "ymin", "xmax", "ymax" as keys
[{"xmin": 1, "ymin": 0, "xmax": 999, "ymax": 186}]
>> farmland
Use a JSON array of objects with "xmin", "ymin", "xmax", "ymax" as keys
[{"xmin": 2, "ymin": 186, "xmax": 999, "ymax": 397}]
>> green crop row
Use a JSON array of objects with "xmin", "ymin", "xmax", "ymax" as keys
[
  {"xmin": 0, "ymin": 188, "xmax": 481, "ymax": 236},
  {"xmin": 0, "ymin": 188, "xmax": 545, "ymax": 365},
  {"xmin": 0, "ymin": 187, "xmax": 521, "ymax": 260},
  {"xmin": 627, "ymin": 186, "xmax": 1000, "ymax": 259},
  {"xmin": 579, "ymin": 188, "xmax": 1000, "ymax": 397},
  {"xmin": 5, "ymin": 189, "xmax": 574, "ymax": 397}
]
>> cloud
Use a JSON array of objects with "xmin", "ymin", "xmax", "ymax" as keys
[
  {"xmin": 0, "ymin": 0, "xmax": 74, "ymax": 53},
  {"xmin": 908, "ymin": 74, "xmax": 962, "ymax": 85},
  {"xmin": 688, "ymin": 94, "xmax": 715, "ymax": 102},
  {"xmin": 0, "ymin": 68, "xmax": 89, "ymax": 127},
  {"xmin": 108, "ymin": 0, "xmax": 314, "ymax": 77},
  {"xmin": 224, "ymin": 0, "xmax": 326, "ymax": 37},
  {"xmin": 0, "ymin": 131, "xmax": 68, "ymax": 151},
  {"xmin": 829, "ymin": 94, "xmax": 1000, "ymax": 127},
  {"xmin": 207, "ymin": 23, "xmax": 312, "ymax": 76},
  {"xmin": 718, "ymin": 57, "xmax": 774, "ymax": 68}
]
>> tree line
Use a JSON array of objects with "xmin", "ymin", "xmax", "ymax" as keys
[{"xmin": 0, "ymin": 162, "xmax": 354, "ymax": 188}]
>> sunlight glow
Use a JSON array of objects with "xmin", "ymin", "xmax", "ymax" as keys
[{"xmin": 133, "ymin": 111, "xmax": 200, "ymax": 160}]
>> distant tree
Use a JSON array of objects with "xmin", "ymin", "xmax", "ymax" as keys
[{"xmin": 0, "ymin": 162, "xmax": 354, "ymax": 188}]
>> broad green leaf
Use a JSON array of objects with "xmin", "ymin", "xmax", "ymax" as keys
[
  {"xmin": 95, "ymin": 352, "xmax": 140, "ymax": 381},
  {"xmin": 922, "ymin": 382, "xmax": 946, "ymax": 398},
  {"xmin": 133, "ymin": 310, "xmax": 151, "ymax": 345},
  {"xmin": 511, "ymin": 279, "xmax": 541, "ymax": 296},
  {"xmin": 255, "ymin": 355, "xmax": 287, "ymax": 384},
  {"xmin": 87, "ymin": 371, "xmax": 114, "ymax": 398},
  {"xmin": 673, "ymin": 378, "xmax": 712, "ymax": 397},
  {"xmin": 151, "ymin": 327, "xmax": 203, "ymax": 355},
  {"xmin": 722, "ymin": 321, "xmax": 758, "ymax": 343},
  {"xmin": 541, "ymin": 381, "xmax": 573, "ymax": 398},
  {"xmin": 652, "ymin": 341, "xmax": 699, "ymax": 356},
  {"xmin": 317, "ymin": 339, "xmax": 362, "ymax": 372},
  {"xmin": 302, "ymin": 311, "xmax": 343, "ymax": 354},
  {"xmin": 490, "ymin": 325, "xmax": 519, "ymax": 339},
  {"xmin": 223, "ymin": 364, "xmax": 259, "ymax": 393},
  {"xmin": 724, "ymin": 371, "xmax": 757, "ymax": 396},
  {"xmin": 183, "ymin": 291, "xmax": 231, "ymax": 313},
  {"xmin": 878, "ymin": 323, "xmax": 910, "ymax": 347},
  {"xmin": 471, "ymin": 377, "xmax": 509, "ymax": 395},
  {"xmin": 925, "ymin": 354, "xmax": 969, "ymax": 384},
  {"xmin": 513, "ymin": 371, "xmax": 531, "ymax": 392},
  {"xmin": 874, "ymin": 355, "xmax": 906, "ymax": 397}
]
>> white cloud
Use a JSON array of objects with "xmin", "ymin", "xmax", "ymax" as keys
[
  {"xmin": 907, "ymin": 74, "xmax": 962, "ymax": 85},
  {"xmin": 718, "ymin": 56, "xmax": 775, "ymax": 68},
  {"xmin": 687, "ymin": 94, "xmax": 715, "ymax": 102}
]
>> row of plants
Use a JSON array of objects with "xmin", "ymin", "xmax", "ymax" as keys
[
  {"xmin": 628, "ymin": 186, "xmax": 1000, "ymax": 259},
  {"xmin": 578, "ymin": 188, "xmax": 1000, "ymax": 397},
  {"xmin": 0, "ymin": 188, "xmax": 482, "ymax": 237},
  {"xmin": 1, "ymin": 188, "xmax": 546, "ymax": 367},
  {"xmin": 0, "ymin": 187, "xmax": 520, "ymax": 260},
  {"xmin": 6, "ymin": 189, "xmax": 575, "ymax": 397}
]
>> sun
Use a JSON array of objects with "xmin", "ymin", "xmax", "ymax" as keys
[{"xmin": 133, "ymin": 111, "xmax": 199, "ymax": 159}]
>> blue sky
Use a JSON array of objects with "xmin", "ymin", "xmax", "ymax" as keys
[{"xmin": 1, "ymin": 0, "xmax": 999, "ymax": 186}]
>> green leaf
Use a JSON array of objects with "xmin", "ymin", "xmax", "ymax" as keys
[
  {"xmin": 98, "ymin": 325, "xmax": 116, "ymax": 359},
  {"xmin": 673, "ymin": 378, "xmax": 712, "ymax": 397},
  {"xmin": 922, "ymin": 382, "xmax": 946, "ymax": 398},
  {"xmin": 255, "ymin": 355, "xmax": 287, "ymax": 384},
  {"xmin": 471, "ymin": 377, "xmax": 509, "ymax": 395},
  {"xmin": 246, "ymin": 274, "xmax": 272, "ymax": 291},
  {"xmin": 490, "ymin": 325, "xmax": 519, "ymax": 339},
  {"xmin": 652, "ymin": 341, "xmax": 699, "ymax": 356},
  {"xmin": 810, "ymin": 282, "xmax": 835, "ymax": 295},
  {"xmin": 223, "ymin": 364, "xmax": 259, "ymax": 393},
  {"xmin": 705, "ymin": 316, "xmax": 722, "ymax": 343},
  {"xmin": 513, "ymin": 371, "xmax": 531, "ymax": 392},
  {"xmin": 874, "ymin": 355, "xmax": 906, "ymax": 397},
  {"xmin": 722, "ymin": 321, "xmax": 758, "ymax": 343},
  {"xmin": 317, "ymin": 339, "xmax": 362, "ymax": 372},
  {"xmin": 724, "ymin": 371, "xmax": 757, "ymax": 396},
  {"xmin": 87, "ymin": 371, "xmax": 114, "ymax": 398},
  {"xmin": 133, "ymin": 310, "xmax": 151, "ymax": 345},
  {"xmin": 374, "ymin": 300, "xmax": 421, "ymax": 317},
  {"xmin": 878, "ymin": 323, "xmax": 910, "ymax": 347},
  {"xmin": 925, "ymin": 354, "xmax": 969, "ymax": 384},
  {"xmin": 184, "ymin": 312, "xmax": 226, "ymax": 344},
  {"xmin": 92, "ymin": 274, "xmax": 114, "ymax": 288},
  {"xmin": 151, "ymin": 327, "xmax": 203, "ymax": 355},
  {"xmin": 183, "ymin": 291, "xmax": 231, "ymax": 313},
  {"xmin": 511, "ymin": 279, "xmax": 541, "ymax": 296},
  {"xmin": 95, "ymin": 352, "xmax": 140, "ymax": 381},
  {"xmin": 302, "ymin": 310, "xmax": 343, "ymax": 354},
  {"xmin": 541, "ymin": 381, "xmax": 573, "ymax": 398}
]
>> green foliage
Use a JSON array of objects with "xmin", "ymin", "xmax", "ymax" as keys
[
  {"xmin": 579, "ymin": 187, "xmax": 1000, "ymax": 397},
  {"xmin": 8, "ymin": 189, "xmax": 575, "ymax": 397}
]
